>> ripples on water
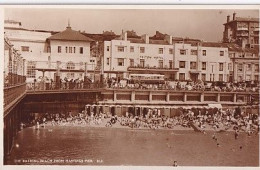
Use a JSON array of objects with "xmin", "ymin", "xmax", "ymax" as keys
[{"xmin": 5, "ymin": 126, "xmax": 259, "ymax": 166}]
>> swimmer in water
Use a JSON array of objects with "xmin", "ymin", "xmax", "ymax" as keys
[
  {"xmin": 212, "ymin": 133, "xmax": 217, "ymax": 140},
  {"xmin": 173, "ymin": 161, "xmax": 178, "ymax": 167},
  {"xmin": 36, "ymin": 122, "xmax": 40, "ymax": 130},
  {"xmin": 235, "ymin": 130, "xmax": 239, "ymax": 140}
]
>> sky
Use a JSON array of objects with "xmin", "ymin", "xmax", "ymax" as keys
[{"xmin": 4, "ymin": 7, "xmax": 259, "ymax": 42}]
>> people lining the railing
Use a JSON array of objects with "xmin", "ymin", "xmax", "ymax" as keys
[
  {"xmin": 26, "ymin": 75, "xmax": 259, "ymax": 93},
  {"xmin": 105, "ymin": 77, "xmax": 259, "ymax": 92}
]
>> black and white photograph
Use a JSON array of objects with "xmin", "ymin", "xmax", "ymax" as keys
[{"xmin": 2, "ymin": 5, "xmax": 260, "ymax": 167}]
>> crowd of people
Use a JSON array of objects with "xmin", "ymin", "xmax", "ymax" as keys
[
  {"xmin": 27, "ymin": 76, "xmax": 259, "ymax": 93},
  {"xmin": 21, "ymin": 107, "xmax": 259, "ymax": 136},
  {"xmin": 105, "ymin": 77, "xmax": 259, "ymax": 93}
]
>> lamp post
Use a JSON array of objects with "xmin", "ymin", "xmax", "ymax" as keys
[{"xmin": 95, "ymin": 41, "xmax": 104, "ymax": 87}]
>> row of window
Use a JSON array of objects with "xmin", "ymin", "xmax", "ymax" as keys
[
  {"xmin": 237, "ymin": 75, "xmax": 259, "ymax": 81},
  {"xmin": 237, "ymin": 64, "xmax": 259, "ymax": 72},
  {"xmin": 21, "ymin": 46, "xmax": 85, "ymax": 54},
  {"xmin": 110, "ymin": 45, "xmax": 226, "ymax": 57},
  {"xmin": 179, "ymin": 61, "xmax": 226, "ymax": 71},
  {"xmin": 58, "ymin": 46, "xmax": 84, "ymax": 54},
  {"xmin": 180, "ymin": 49, "xmax": 224, "ymax": 56},
  {"xmin": 178, "ymin": 73, "xmax": 225, "ymax": 81},
  {"xmin": 110, "ymin": 46, "xmax": 174, "ymax": 54},
  {"xmin": 115, "ymin": 58, "xmax": 174, "ymax": 68}
]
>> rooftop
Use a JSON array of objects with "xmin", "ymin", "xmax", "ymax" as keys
[
  {"xmin": 224, "ymin": 17, "xmax": 259, "ymax": 25},
  {"xmin": 47, "ymin": 24, "xmax": 94, "ymax": 42}
]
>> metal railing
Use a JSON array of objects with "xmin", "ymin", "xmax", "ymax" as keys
[
  {"xmin": 4, "ymin": 83, "xmax": 26, "ymax": 108},
  {"xmin": 26, "ymin": 82, "xmax": 105, "ymax": 91}
]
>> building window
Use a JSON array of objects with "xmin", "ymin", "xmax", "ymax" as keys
[
  {"xmin": 117, "ymin": 46, "xmax": 124, "ymax": 52},
  {"xmin": 159, "ymin": 48, "xmax": 164, "ymax": 54},
  {"xmin": 238, "ymin": 64, "xmax": 243, "ymax": 72},
  {"xmin": 66, "ymin": 61, "xmax": 75, "ymax": 79},
  {"xmin": 246, "ymin": 75, "xmax": 251, "ymax": 81},
  {"xmin": 26, "ymin": 61, "xmax": 36, "ymax": 78},
  {"xmin": 255, "ymin": 75, "xmax": 259, "ymax": 81},
  {"xmin": 118, "ymin": 58, "xmax": 124, "ymax": 66},
  {"xmin": 66, "ymin": 61, "xmax": 75, "ymax": 70},
  {"xmin": 247, "ymin": 64, "xmax": 251, "ymax": 71},
  {"xmin": 159, "ymin": 60, "xmax": 163, "ymax": 68},
  {"xmin": 219, "ymin": 74, "xmax": 223, "ymax": 81},
  {"xmin": 202, "ymin": 50, "xmax": 206, "ymax": 56},
  {"xmin": 58, "ymin": 46, "xmax": 62, "ymax": 53},
  {"xmin": 66, "ymin": 47, "xmax": 68, "ymax": 53},
  {"xmin": 107, "ymin": 46, "xmax": 109, "ymax": 52},
  {"xmin": 80, "ymin": 47, "xmax": 83, "ymax": 54},
  {"xmin": 220, "ymin": 51, "xmax": 224, "ymax": 56},
  {"xmin": 47, "ymin": 46, "xmax": 51, "ymax": 53},
  {"xmin": 202, "ymin": 62, "xmax": 206, "ymax": 70},
  {"xmin": 238, "ymin": 76, "xmax": 243, "ymax": 82},
  {"xmin": 179, "ymin": 61, "xmax": 185, "ymax": 68},
  {"xmin": 228, "ymin": 63, "xmax": 232, "ymax": 71},
  {"xmin": 21, "ymin": 46, "xmax": 29, "ymax": 52},
  {"xmin": 255, "ymin": 64, "xmax": 259, "ymax": 72},
  {"xmin": 68, "ymin": 47, "xmax": 71, "ymax": 53},
  {"xmin": 130, "ymin": 59, "xmax": 134, "ymax": 67},
  {"xmin": 219, "ymin": 63, "xmax": 224, "ymax": 71},
  {"xmin": 73, "ymin": 47, "xmax": 76, "ymax": 53},
  {"xmin": 190, "ymin": 62, "xmax": 197, "ymax": 69},
  {"xmin": 179, "ymin": 73, "xmax": 185, "ymax": 81},
  {"xmin": 140, "ymin": 47, "xmax": 145, "ymax": 53},
  {"xmin": 180, "ymin": 49, "xmax": 186, "ymax": 55},
  {"xmin": 169, "ymin": 60, "xmax": 173, "ymax": 69},
  {"xmin": 130, "ymin": 46, "xmax": 134, "ymax": 52},
  {"xmin": 107, "ymin": 58, "xmax": 109, "ymax": 65},
  {"xmin": 201, "ymin": 74, "xmax": 206, "ymax": 81},
  {"xmin": 191, "ymin": 50, "xmax": 198, "ymax": 55},
  {"xmin": 169, "ymin": 48, "xmax": 173, "ymax": 54},
  {"xmin": 140, "ymin": 59, "xmax": 145, "ymax": 68}
]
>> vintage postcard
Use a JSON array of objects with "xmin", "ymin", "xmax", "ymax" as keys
[{"xmin": 1, "ymin": 5, "xmax": 259, "ymax": 169}]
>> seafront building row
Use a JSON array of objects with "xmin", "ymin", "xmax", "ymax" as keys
[{"xmin": 3, "ymin": 13, "xmax": 260, "ymax": 85}]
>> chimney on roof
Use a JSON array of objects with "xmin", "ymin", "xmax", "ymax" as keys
[
  {"xmin": 233, "ymin": 12, "xmax": 236, "ymax": 20},
  {"xmin": 141, "ymin": 34, "xmax": 149, "ymax": 44},
  {"xmin": 121, "ymin": 31, "xmax": 127, "ymax": 41},
  {"xmin": 165, "ymin": 35, "xmax": 172, "ymax": 44},
  {"xmin": 227, "ymin": 15, "xmax": 230, "ymax": 22}
]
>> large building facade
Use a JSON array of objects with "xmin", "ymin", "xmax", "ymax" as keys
[
  {"xmin": 103, "ymin": 31, "xmax": 178, "ymax": 80},
  {"xmin": 103, "ymin": 31, "xmax": 233, "ymax": 82},
  {"xmin": 222, "ymin": 13, "xmax": 260, "ymax": 83},
  {"xmin": 223, "ymin": 12, "xmax": 259, "ymax": 48},
  {"xmin": 4, "ymin": 20, "xmax": 96, "ymax": 83}
]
